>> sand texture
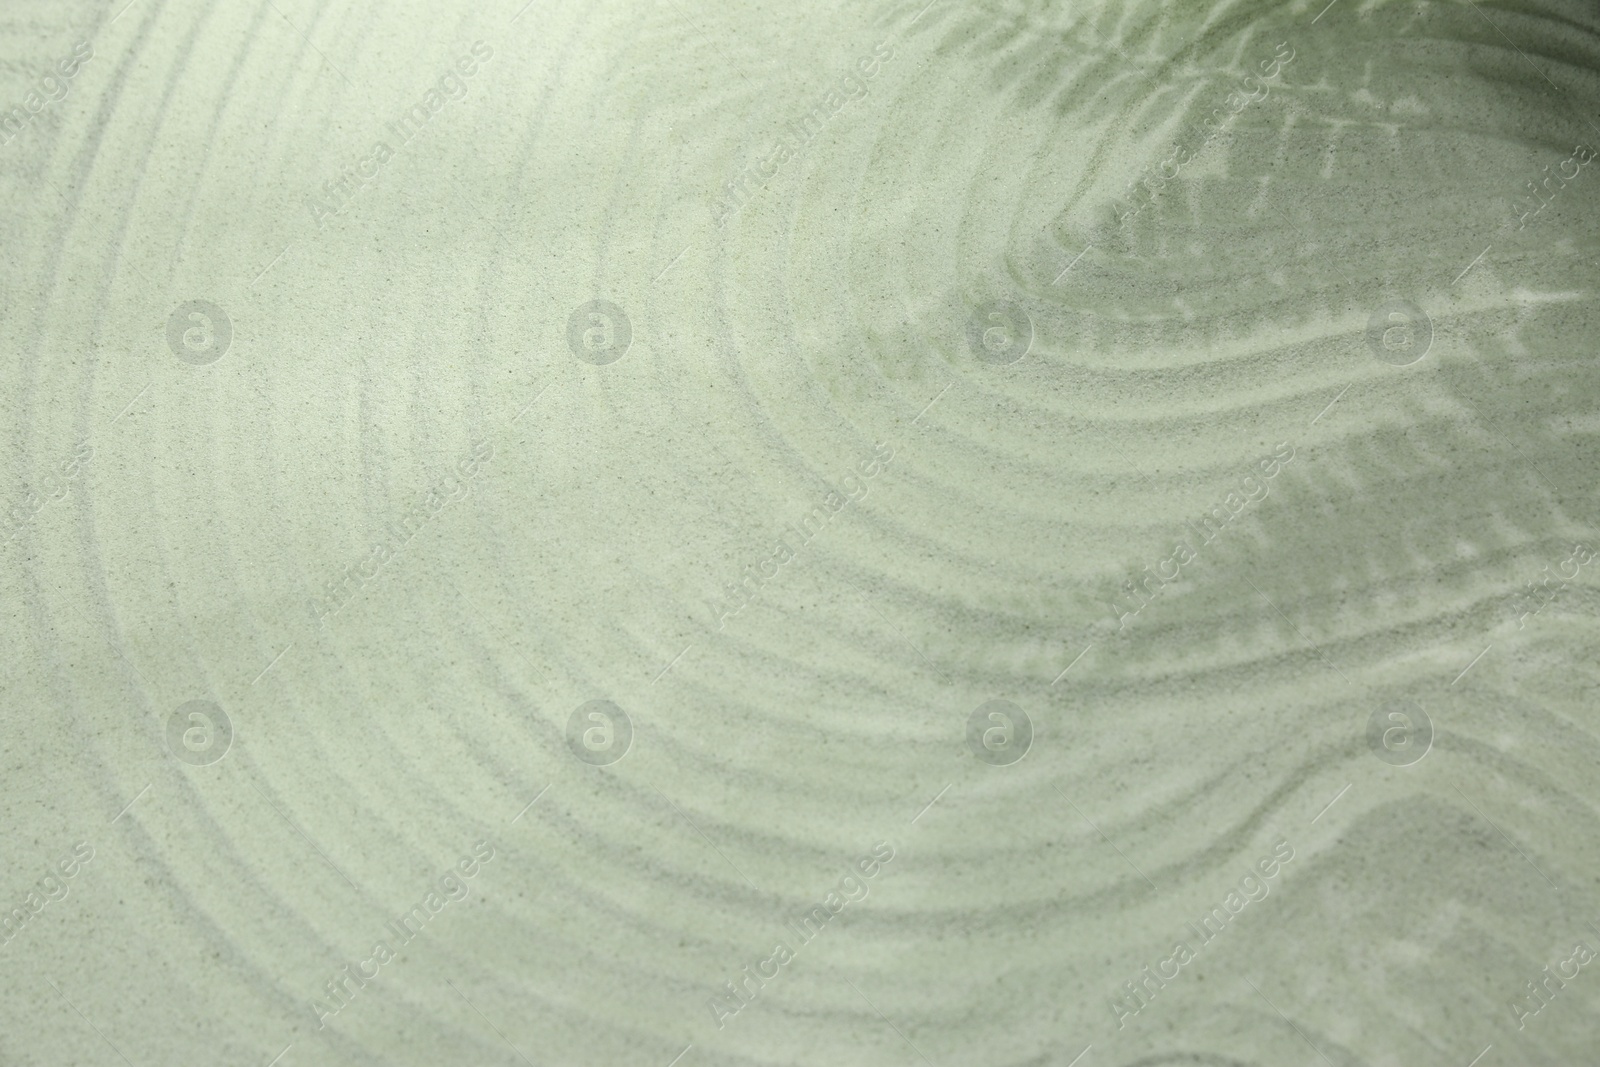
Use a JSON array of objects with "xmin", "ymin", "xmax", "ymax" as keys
[{"xmin": 2, "ymin": 0, "xmax": 1599, "ymax": 1064}]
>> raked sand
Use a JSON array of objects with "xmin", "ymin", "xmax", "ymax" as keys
[{"xmin": 2, "ymin": 0, "xmax": 1599, "ymax": 1064}]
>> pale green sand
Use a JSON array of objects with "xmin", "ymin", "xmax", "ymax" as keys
[{"xmin": 2, "ymin": 0, "xmax": 1598, "ymax": 1064}]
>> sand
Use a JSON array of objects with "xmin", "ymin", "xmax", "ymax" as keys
[{"xmin": 2, "ymin": 0, "xmax": 1599, "ymax": 1064}]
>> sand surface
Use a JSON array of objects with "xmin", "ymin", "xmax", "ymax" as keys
[{"xmin": 2, "ymin": 0, "xmax": 1599, "ymax": 1064}]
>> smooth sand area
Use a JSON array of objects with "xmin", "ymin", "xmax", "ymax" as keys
[{"xmin": 2, "ymin": 0, "xmax": 1599, "ymax": 1064}]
